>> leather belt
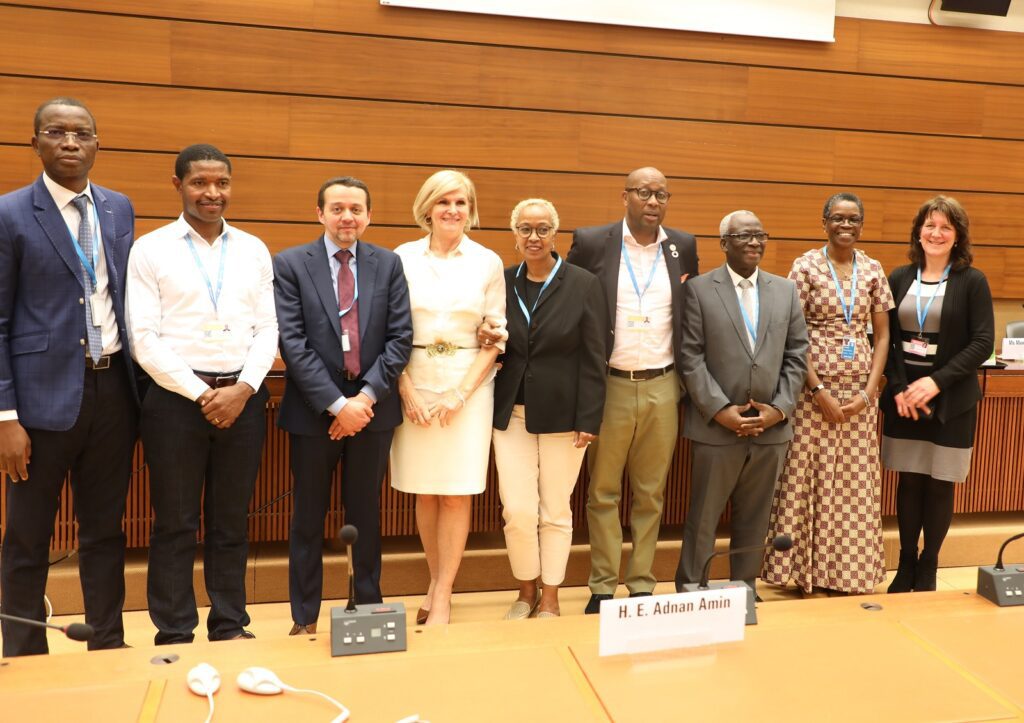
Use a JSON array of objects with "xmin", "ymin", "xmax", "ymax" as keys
[
  {"xmin": 608, "ymin": 364, "xmax": 674, "ymax": 382},
  {"xmin": 84, "ymin": 352, "xmax": 120, "ymax": 370},
  {"xmin": 194, "ymin": 370, "xmax": 241, "ymax": 389}
]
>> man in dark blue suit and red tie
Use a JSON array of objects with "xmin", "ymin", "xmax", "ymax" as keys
[
  {"xmin": 0, "ymin": 98, "xmax": 140, "ymax": 656},
  {"xmin": 273, "ymin": 177, "xmax": 412, "ymax": 635}
]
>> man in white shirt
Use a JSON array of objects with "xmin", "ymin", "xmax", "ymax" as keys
[
  {"xmin": 127, "ymin": 144, "xmax": 278, "ymax": 644},
  {"xmin": 566, "ymin": 167, "xmax": 699, "ymax": 613},
  {"xmin": 0, "ymin": 98, "xmax": 140, "ymax": 656}
]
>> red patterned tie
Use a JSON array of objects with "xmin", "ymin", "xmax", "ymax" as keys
[{"xmin": 335, "ymin": 249, "xmax": 361, "ymax": 377}]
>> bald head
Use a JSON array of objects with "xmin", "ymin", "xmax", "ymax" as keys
[{"xmin": 625, "ymin": 167, "xmax": 666, "ymax": 188}]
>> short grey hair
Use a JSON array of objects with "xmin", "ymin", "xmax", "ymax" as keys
[
  {"xmin": 509, "ymin": 198, "xmax": 559, "ymax": 232},
  {"xmin": 719, "ymin": 210, "xmax": 757, "ymax": 236}
]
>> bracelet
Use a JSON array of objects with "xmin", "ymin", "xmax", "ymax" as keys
[
  {"xmin": 858, "ymin": 390, "xmax": 872, "ymax": 407},
  {"xmin": 453, "ymin": 388, "xmax": 466, "ymax": 406}
]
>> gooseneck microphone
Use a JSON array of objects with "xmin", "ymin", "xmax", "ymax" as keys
[
  {"xmin": 0, "ymin": 612, "xmax": 95, "ymax": 641},
  {"xmin": 698, "ymin": 534, "xmax": 793, "ymax": 589},
  {"xmin": 993, "ymin": 531, "xmax": 1024, "ymax": 571},
  {"xmin": 339, "ymin": 524, "xmax": 359, "ymax": 613}
]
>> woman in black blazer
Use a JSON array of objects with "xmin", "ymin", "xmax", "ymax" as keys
[
  {"xmin": 880, "ymin": 195, "xmax": 994, "ymax": 593},
  {"xmin": 492, "ymin": 198, "xmax": 606, "ymax": 619}
]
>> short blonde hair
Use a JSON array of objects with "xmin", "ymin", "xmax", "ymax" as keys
[
  {"xmin": 509, "ymin": 198, "xmax": 560, "ymax": 233},
  {"xmin": 412, "ymin": 170, "xmax": 480, "ymax": 234}
]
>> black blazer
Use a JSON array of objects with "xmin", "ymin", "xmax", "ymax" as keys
[
  {"xmin": 273, "ymin": 236, "xmax": 413, "ymax": 435},
  {"xmin": 493, "ymin": 257, "xmax": 607, "ymax": 434},
  {"xmin": 566, "ymin": 220, "xmax": 699, "ymax": 370},
  {"xmin": 881, "ymin": 264, "xmax": 994, "ymax": 424}
]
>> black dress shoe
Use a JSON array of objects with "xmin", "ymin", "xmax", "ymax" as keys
[
  {"xmin": 628, "ymin": 591, "xmax": 652, "ymax": 598},
  {"xmin": 585, "ymin": 593, "xmax": 613, "ymax": 614},
  {"xmin": 225, "ymin": 629, "xmax": 256, "ymax": 641}
]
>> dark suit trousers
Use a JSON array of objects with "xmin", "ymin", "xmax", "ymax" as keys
[
  {"xmin": 141, "ymin": 383, "xmax": 268, "ymax": 645},
  {"xmin": 676, "ymin": 439, "xmax": 788, "ymax": 592},
  {"xmin": 1, "ymin": 354, "xmax": 137, "ymax": 656},
  {"xmin": 288, "ymin": 422, "xmax": 392, "ymax": 626}
]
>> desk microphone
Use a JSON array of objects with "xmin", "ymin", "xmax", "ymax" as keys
[
  {"xmin": 977, "ymin": 531, "xmax": 1024, "ymax": 606},
  {"xmin": 698, "ymin": 534, "xmax": 793, "ymax": 589},
  {"xmin": 0, "ymin": 611, "xmax": 94, "ymax": 641},
  {"xmin": 339, "ymin": 524, "xmax": 359, "ymax": 613}
]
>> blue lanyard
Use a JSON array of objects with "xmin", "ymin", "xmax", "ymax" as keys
[
  {"xmin": 63, "ymin": 202, "xmax": 102, "ymax": 286},
  {"xmin": 337, "ymin": 254, "xmax": 359, "ymax": 319},
  {"xmin": 513, "ymin": 257, "xmax": 561, "ymax": 324},
  {"xmin": 621, "ymin": 240, "xmax": 663, "ymax": 306},
  {"xmin": 185, "ymin": 232, "xmax": 228, "ymax": 313},
  {"xmin": 823, "ymin": 247, "xmax": 857, "ymax": 328},
  {"xmin": 737, "ymin": 280, "xmax": 759, "ymax": 344},
  {"xmin": 915, "ymin": 264, "xmax": 951, "ymax": 333}
]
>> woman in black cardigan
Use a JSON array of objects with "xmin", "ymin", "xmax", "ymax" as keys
[
  {"xmin": 491, "ymin": 198, "xmax": 607, "ymax": 619},
  {"xmin": 881, "ymin": 195, "xmax": 994, "ymax": 593}
]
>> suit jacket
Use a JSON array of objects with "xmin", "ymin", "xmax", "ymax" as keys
[
  {"xmin": 881, "ymin": 264, "xmax": 994, "ymax": 424},
  {"xmin": 567, "ymin": 220, "xmax": 699, "ymax": 370},
  {"xmin": 0, "ymin": 175, "xmax": 138, "ymax": 430},
  {"xmin": 273, "ymin": 236, "xmax": 412, "ymax": 436},
  {"xmin": 493, "ymin": 257, "xmax": 607, "ymax": 434},
  {"xmin": 680, "ymin": 264, "xmax": 808, "ymax": 446}
]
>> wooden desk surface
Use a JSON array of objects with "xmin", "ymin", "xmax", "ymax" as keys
[{"xmin": 1, "ymin": 592, "xmax": 1022, "ymax": 722}]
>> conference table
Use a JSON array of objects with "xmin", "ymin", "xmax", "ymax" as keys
[{"xmin": 1, "ymin": 591, "xmax": 1022, "ymax": 722}]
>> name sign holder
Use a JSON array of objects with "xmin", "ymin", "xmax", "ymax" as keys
[{"xmin": 598, "ymin": 587, "xmax": 746, "ymax": 657}]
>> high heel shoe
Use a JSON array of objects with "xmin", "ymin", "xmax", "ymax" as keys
[
  {"xmin": 416, "ymin": 607, "xmax": 429, "ymax": 625},
  {"xmin": 887, "ymin": 549, "xmax": 918, "ymax": 594}
]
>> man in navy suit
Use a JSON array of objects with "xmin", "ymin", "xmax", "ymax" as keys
[
  {"xmin": 273, "ymin": 177, "xmax": 412, "ymax": 635},
  {"xmin": 0, "ymin": 98, "xmax": 140, "ymax": 656}
]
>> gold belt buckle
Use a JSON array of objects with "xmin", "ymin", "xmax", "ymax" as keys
[{"xmin": 425, "ymin": 341, "xmax": 457, "ymax": 357}]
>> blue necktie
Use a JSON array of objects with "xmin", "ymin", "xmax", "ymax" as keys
[{"xmin": 71, "ymin": 195, "xmax": 103, "ymax": 363}]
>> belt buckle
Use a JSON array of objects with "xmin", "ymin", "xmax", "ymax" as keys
[
  {"xmin": 214, "ymin": 374, "xmax": 236, "ymax": 388},
  {"xmin": 426, "ymin": 341, "xmax": 456, "ymax": 358},
  {"xmin": 629, "ymin": 369, "xmax": 643, "ymax": 382},
  {"xmin": 91, "ymin": 355, "xmax": 111, "ymax": 370}
]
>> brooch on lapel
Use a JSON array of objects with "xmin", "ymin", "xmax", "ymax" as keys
[
  {"xmin": 669, "ymin": 243, "xmax": 679, "ymax": 258},
  {"xmin": 679, "ymin": 273, "xmax": 689, "ymax": 284}
]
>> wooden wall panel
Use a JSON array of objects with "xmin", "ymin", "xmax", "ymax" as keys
[{"xmin": 2, "ymin": 1, "xmax": 1023, "ymax": 555}]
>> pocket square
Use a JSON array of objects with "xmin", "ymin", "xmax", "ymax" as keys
[{"xmin": 679, "ymin": 273, "xmax": 689, "ymax": 284}]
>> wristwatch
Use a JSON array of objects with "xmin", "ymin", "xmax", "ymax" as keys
[{"xmin": 808, "ymin": 383, "xmax": 825, "ymax": 397}]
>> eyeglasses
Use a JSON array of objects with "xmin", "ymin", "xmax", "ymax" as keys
[
  {"xmin": 625, "ymin": 187, "xmax": 671, "ymax": 204},
  {"xmin": 38, "ymin": 129, "xmax": 98, "ymax": 143},
  {"xmin": 514, "ymin": 224, "xmax": 554, "ymax": 240},
  {"xmin": 826, "ymin": 215, "xmax": 863, "ymax": 226},
  {"xmin": 722, "ymin": 232, "xmax": 770, "ymax": 243}
]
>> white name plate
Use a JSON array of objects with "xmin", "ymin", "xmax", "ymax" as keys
[
  {"xmin": 1002, "ymin": 337, "xmax": 1024, "ymax": 360},
  {"xmin": 598, "ymin": 588, "xmax": 746, "ymax": 657}
]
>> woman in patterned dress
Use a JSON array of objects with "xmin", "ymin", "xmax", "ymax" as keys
[
  {"xmin": 762, "ymin": 192, "xmax": 894, "ymax": 594},
  {"xmin": 880, "ymin": 196, "xmax": 993, "ymax": 593}
]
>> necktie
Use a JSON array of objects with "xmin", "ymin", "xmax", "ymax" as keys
[
  {"xmin": 71, "ymin": 195, "xmax": 103, "ymax": 363},
  {"xmin": 739, "ymin": 278, "xmax": 756, "ymax": 351},
  {"xmin": 335, "ymin": 249, "xmax": 361, "ymax": 377}
]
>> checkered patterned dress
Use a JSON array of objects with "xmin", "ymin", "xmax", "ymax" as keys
[{"xmin": 761, "ymin": 249, "xmax": 895, "ymax": 594}]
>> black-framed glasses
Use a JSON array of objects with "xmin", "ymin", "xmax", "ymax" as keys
[
  {"xmin": 37, "ymin": 129, "xmax": 98, "ymax": 143},
  {"xmin": 826, "ymin": 214, "xmax": 863, "ymax": 226},
  {"xmin": 514, "ymin": 224, "xmax": 554, "ymax": 240},
  {"xmin": 722, "ymin": 232, "xmax": 769, "ymax": 243},
  {"xmin": 625, "ymin": 187, "xmax": 671, "ymax": 204}
]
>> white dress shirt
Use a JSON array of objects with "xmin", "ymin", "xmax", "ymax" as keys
[
  {"xmin": 608, "ymin": 219, "xmax": 674, "ymax": 371},
  {"xmin": 395, "ymin": 235, "xmax": 506, "ymax": 393},
  {"xmin": 126, "ymin": 215, "xmax": 278, "ymax": 401},
  {"xmin": 726, "ymin": 263, "xmax": 760, "ymax": 351},
  {"xmin": 0, "ymin": 175, "xmax": 122, "ymax": 422}
]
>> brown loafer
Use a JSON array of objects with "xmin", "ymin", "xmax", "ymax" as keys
[{"xmin": 288, "ymin": 623, "xmax": 317, "ymax": 636}]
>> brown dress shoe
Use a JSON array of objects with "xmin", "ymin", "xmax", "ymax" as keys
[{"xmin": 288, "ymin": 623, "xmax": 317, "ymax": 636}]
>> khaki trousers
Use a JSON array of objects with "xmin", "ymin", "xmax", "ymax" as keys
[
  {"xmin": 586, "ymin": 371, "xmax": 681, "ymax": 595},
  {"xmin": 493, "ymin": 406, "xmax": 586, "ymax": 585}
]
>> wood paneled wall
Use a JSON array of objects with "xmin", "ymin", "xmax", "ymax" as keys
[{"xmin": 2, "ymin": 2, "xmax": 1024, "ymax": 550}]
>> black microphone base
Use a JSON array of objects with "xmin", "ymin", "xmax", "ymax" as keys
[
  {"xmin": 977, "ymin": 564, "xmax": 1024, "ymax": 606},
  {"xmin": 330, "ymin": 602, "xmax": 407, "ymax": 656},
  {"xmin": 679, "ymin": 581, "xmax": 758, "ymax": 625}
]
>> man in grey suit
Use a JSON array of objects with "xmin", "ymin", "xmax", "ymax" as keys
[{"xmin": 674, "ymin": 210, "xmax": 807, "ymax": 594}]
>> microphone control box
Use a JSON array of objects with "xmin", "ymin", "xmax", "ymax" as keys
[
  {"xmin": 331, "ymin": 602, "xmax": 407, "ymax": 656},
  {"xmin": 977, "ymin": 565, "xmax": 1024, "ymax": 606}
]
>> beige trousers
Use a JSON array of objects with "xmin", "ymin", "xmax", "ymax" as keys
[{"xmin": 492, "ymin": 405, "xmax": 586, "ymax": 586}]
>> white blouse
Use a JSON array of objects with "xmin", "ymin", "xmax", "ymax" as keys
[{"xmin": 394, "ymin": 235, "xmax": 507, "ymax": 392}]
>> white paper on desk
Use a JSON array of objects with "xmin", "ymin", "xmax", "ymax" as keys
[
  {"xmin": 1001, "ymin": 338, "xmax": 1024, "ymax": 360},
  {"xmin": 598, "ymin": 588, "xmax": 746, "ymax": 656}
]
